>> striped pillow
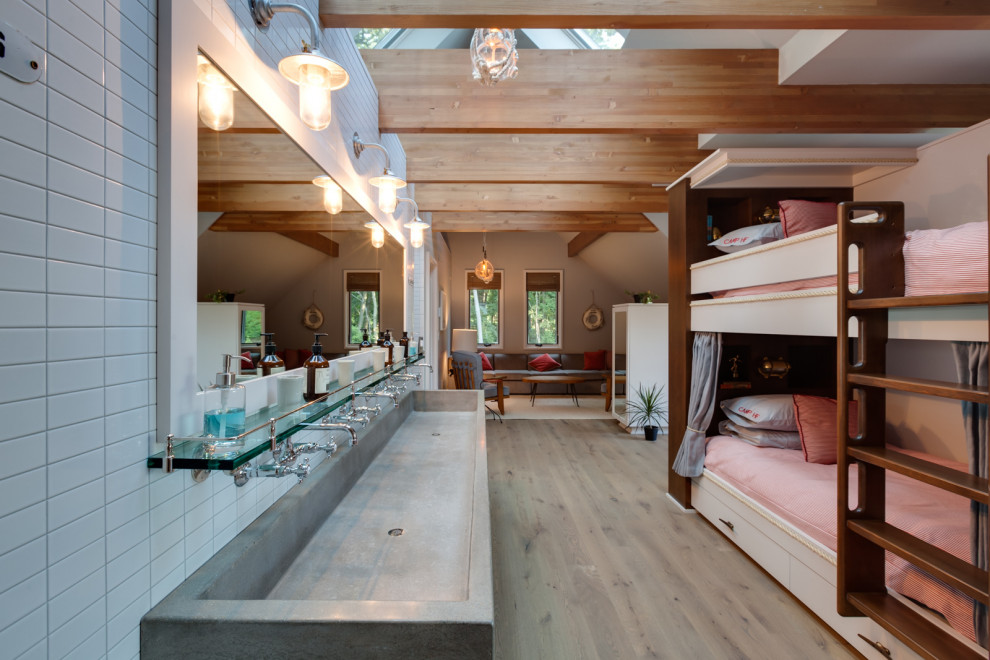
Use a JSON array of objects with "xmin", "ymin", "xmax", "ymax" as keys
[
  {"xmin": 904, "ymin": 221, "xmax": 988, "ymax": 296},
  {"xmin": 793, "ymin": 395, "xmax": 859, "ymax": 465},
  {"xmin": 779, "ymin": 200, "xmax": 838, "ymax": 238}
]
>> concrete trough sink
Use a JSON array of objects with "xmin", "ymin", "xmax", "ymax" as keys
[{"xmin": 141, "ymin": 390, "xmax": 492, "ymax": 659}]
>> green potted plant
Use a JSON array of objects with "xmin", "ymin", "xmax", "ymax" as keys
[
  {"xmin": 208, "ymin": 288, "xmax": 244, "ymax": 303},
  {"xmin": 624, "ymin": 289, "xmax": 658, "ymax": 304},
  {"xmin": 625, "ymin": 383, "xmax": 668, "ymax": 441}
]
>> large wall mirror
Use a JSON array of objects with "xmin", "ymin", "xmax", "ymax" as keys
[{"xmin": 194, "ymin": 53, "xmax": 404, "ymax": 390}]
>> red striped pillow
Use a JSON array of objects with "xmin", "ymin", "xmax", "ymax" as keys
[
  {"xmin": 904, "ymin": 221, "xmax": 988, "ymax": 296},
  {"xmin": 793, "ymin": 395, "xmax": 859, "ymax": 465},
  {"xmin": 779, "ymin": 200, "xmax": 838, "ymax": 238}
]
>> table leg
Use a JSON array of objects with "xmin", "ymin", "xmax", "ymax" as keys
[
  {"xmin": 529, "ymin": 382, "xmax": 537, "ymax": 406},
  {"xmin": 571, "ymin": 383, "xmax": 579, "ymax": 407}
]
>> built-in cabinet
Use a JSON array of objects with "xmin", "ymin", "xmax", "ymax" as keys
[
  {"xmin": 196, "ymin": 302, "xmax": 265, "ymax": 390},
  {"xmin": 611, "ymin": 303, "xmax": 669, "ymax": 431}
]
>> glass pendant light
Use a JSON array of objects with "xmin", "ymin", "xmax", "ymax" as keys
[
  {"xmin": 474, "ymin": 231, "xmax": 494, "ymax": 283},
  {"xmin": 471, "ymin": 28, "xmax": 519, "ymax": 86},
  {"xmin": 197, "ymin": 56, "xmax": 235, "ymax": 131},
  {"xmin": 397, "ymin": 197, "xmax": 429, "ymax": 250},
  {"xmin": 312, "ymin": 175, "xmax": 342, "ymax": 215}
]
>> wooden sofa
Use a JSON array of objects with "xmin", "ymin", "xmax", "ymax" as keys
[{"xmin": 481, "ymin": 352, "xmax": 625, "ymax": 396}]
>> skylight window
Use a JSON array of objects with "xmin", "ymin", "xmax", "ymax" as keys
[
  {"xmin": 353, "ymin": 28, "xmax": 395, "ymax": 49},
  {"xmin": 579, "ymin": 29, "xmax": 625, "ymax": 49}
]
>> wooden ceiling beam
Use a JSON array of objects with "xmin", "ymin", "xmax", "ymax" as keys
[
  {"xmin": 278, "ymin": 232, "xmax": 340, "ymax": 257},
  {"xmin": 210, "ymin": 212, "xmax": 371, "ymax": 232},
  {"xmin": 429, "ymin": 212, "xmax": 655, "ymax": 233},
  {"xmin": 320, "ymin": 1, "xmax": 990, "ymax": 29},
  {"xmin": 402, "ymin": 134, "xmax": 706, "ymax": 184},
  {"xmin": 414, "ymin": 183, "xmax": 667, "ymax": 213},
  {"xmin": 199, "ymin": 133, "xmax": 325, "ymax": 182},
  {"xmin": 568, "ymin": 232, "xmax": 606, "ymax": 256},
  {"xmin": 363, "ymin": 49, "xmax": 990, "ymax": 134},
  {"xmin": 199, "ymin": 182, "xmax": 367, "ymax": 213}
]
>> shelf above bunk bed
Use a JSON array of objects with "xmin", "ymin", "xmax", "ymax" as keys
[{"xmin": 668, "ymin": 147, "xmax": 918, "ymax": 191}]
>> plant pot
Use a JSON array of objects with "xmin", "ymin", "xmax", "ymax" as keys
[
  {"xmin": 632, "ymin": 294, "xmax": 643, "ymax": 303},
  {"xmin": 223, "ymin": 293, "xmax": 236, "ymax": 302},
  {"xmin": 643, "ymin": 425, "xmax": 659, "ymax": 442}
]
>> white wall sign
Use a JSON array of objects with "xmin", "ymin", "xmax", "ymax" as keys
[{"xmin": 0, "ymin": 19, "xmax": 43, "ymax": 83}]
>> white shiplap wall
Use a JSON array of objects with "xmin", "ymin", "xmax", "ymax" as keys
[{"xmin": 0, "ymin": 1, "xmax": 397, "ymax": 658}]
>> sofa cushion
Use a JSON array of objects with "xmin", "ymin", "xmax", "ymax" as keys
[
  {"xmin": 529, "ymin": 353, "xmax": 562, "ymax": 372},
  {"xmin": 492, "ymin": 353, "xmax": 528, "ymax": 370},
  {"xmin": 583, "ymin": 350, "xmax": 607, "ymax": 370},
  {"xmin": 559, "ymin": 353, "xmax": 584, "ymax": 370},
  {"xmin": 479, "ymin": 351, "xmax": 493, "ymax": 370}
]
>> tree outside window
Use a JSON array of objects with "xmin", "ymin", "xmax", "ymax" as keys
[
  {"xmin": 526, "ymin": 271, "xmax": 561, "ymax": 346},
  {"xmin": 346, "ymin": 271, "xmax": 380, "ymax": 344},
  {"xmin": 467, "ymin": 271, "xmax": 501, "ymax": 345}
]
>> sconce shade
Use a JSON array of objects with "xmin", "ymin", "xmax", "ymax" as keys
[
  {"xmin": 278, "ymin": 52, "xmax": 349, "ymax": 131},
  {"xmin": 403, "ymin": 217, "xmax": 430, "ymax": 250},
  {"xmin": 312, "ymin": 175, "xmax": 342, "ymax": 214},
  {"xmin": 365, "ymin": 221, "xmax": 385, "ymax": 248},
  {"xmin": 197, "ymin": 58, "xmax": 235, "ymax": 131},
  {"xmin": 369, "ymin": 172, "xmax": 406, "ymax": 213},
  {"xmin": 471, "ymin": 28, "xmax": 519, "ymax": 86}
]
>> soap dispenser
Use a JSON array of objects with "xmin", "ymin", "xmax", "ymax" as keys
[
  {"xmin": 360, "ymin": 327, "xmax": 373, "ymax": 351},
  {"xmin": 303, "ymin": 333, "xmax": 330, "ymax": 401},
  {"xmin": 399, "ymin": 331, "xmax": 410, "ymax": 359},
  {"xmin": 382, "ymin": 329, "xmax": 395, "ymax": 365},
  {"xmin": 259, "ymin": 333, "xmax": 285, "ymax": 376},
  {"xmin": 203, "ymin": 354, "xmax": 250, "ymax": 438}
]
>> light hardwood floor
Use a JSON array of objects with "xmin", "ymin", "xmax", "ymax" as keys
[{"xmin": 486, "ymin": 419, "xmax": 857, "ymax": 660}]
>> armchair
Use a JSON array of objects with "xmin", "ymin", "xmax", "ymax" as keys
[{"xmin": 451, "ymin": 350, "xmax": 509, "ymax": 420}]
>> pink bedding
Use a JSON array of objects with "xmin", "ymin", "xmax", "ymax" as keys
[{"xmin": 704, "ymin": 435, "xmax": 976, "ymax": 642}]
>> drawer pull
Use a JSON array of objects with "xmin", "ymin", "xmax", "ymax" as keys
[
  {"xmin": 718, "ymin": 518, "xmax": 735, "ymax": 531},
  {"xmin": 857, "ymin": 634, "xmax": 891, "ymax": 658}
]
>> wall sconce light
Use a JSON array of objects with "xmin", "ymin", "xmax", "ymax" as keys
[
  {"xmin": 474, "ymin": 231, "xmax": 494, "ymax": 284},
  {"xmin": 312, "ymin": 175, "xmax": 342, "ymax": 215},
  {"xmin": 397, "ymin": 197, "xmax": 430, "ymax": 249},
  {"xmin": 471, "ymin": 28, "xmax": 519, "ymax": 86},
  {"xmin": 758, "ymin": 357, "xmax": 791, "ymax": 379},
  {"xmin": 365, "ymin": 221, "xmax": 385, "ymax": 249},
  {"xmin": 353, "ymin": 133, "xmax": 406, "ymax": 213},
  {"xmin": 250, "ymin": 0, "xmax": 349, "ymax": 131},
  {"xmin": 197, "ymin": 55, "xmax": 235, "ymax": 131}
]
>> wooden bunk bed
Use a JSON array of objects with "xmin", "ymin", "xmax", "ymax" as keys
[{"xmin": 667, "ymin": 162, "xmax": 989, "ymax": 659}]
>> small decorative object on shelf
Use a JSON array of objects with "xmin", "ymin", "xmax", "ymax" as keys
[
  {"xmin": 758, "ymin": 356, "xmax": 791, "ymax": 379},
  {"xmin": 756, "ymin": 206, "xmax": 781, "ymax": 224},
  {"xmin": 625, "ymin": 289, "xmax": 658, "ymax": 304},
  {"xmin": 626, "ymin": 384, "xmax": 668, "ymax": 442},
  {"xmin": 209, "ymin": 288, "xmax": 244, "ymax": 303}
]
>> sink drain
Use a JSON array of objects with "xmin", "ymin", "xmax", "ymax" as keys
[
  {"xmin": 388, "ymin": 528, "xmax": 404, "ymax": 537},
  {"xmin": 432, "ymin": 433, "xmax": 440, "ymax": 436}
]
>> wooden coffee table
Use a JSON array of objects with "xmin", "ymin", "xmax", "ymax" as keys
[{"xmin": 522, "ymin": 374, "xmax": 587, "ymax": 406}]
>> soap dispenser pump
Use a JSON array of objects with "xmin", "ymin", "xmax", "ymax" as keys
[
  {"xmin": 303, "ymin": 333, "xmax": 330, "ymax": 401},
  {"xmin": 203, "ymin": 354, "xmax": 251, "ymax": 438},
  {"xmin": 259, "ymin": 333, "xmax": 285, "ymax": 376}
]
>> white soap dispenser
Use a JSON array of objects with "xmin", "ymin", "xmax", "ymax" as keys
[{"xmin": 203, "ymin": 354, "xmax": 250, "ymax": 438}]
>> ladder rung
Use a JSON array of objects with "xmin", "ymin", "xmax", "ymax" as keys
[
  {"xmin": 847, "ymin": 373, "xmax": 989, "ymax": 403},
  {"xmin": 847, "ymin": 592, "xmax": 985, "ymax": 660},
  {"xmin": 848, "ymin": 520, "xmax": 989, "ymax": 605},
  {"xmin": 847, "ymin": 292, "xmax": 988, "ymax": 309},
  {"xmin": 847, "ymin": 446, "xmax": 990, "ymax": 505}
]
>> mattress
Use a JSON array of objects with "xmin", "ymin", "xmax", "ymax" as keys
[{"xmin": 704, "ymin": 435, "xmax": 976, "ymax": 643}]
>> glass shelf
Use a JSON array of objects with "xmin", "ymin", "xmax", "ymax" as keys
[{"xmin": 148, "ymin": 354, "xmax": 424, "ymax": 472}]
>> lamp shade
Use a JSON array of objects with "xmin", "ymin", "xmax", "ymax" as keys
[{"xmin": 451, "ymin": 328, "xmax": 478, "ymax": 353}]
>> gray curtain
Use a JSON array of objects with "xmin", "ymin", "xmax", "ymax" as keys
[
  {"xmin": 672, "ymin": 332, "xmax": 722, "ymax": 477},
  {"xmin": 951, "ymin": 341, "xmax": 988, "ymax": 647}
]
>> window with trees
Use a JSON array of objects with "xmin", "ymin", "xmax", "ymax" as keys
[
  {"xmin": 466, "ymin": 271, "xmax": 502, "ymax": 346},
  {"xmin": 346, "ymin": 271, "xmax": 380, "ymax": 345},
  {"xmin": 525, "ymin": 271, "xmax": 562, "ymax": 347}
]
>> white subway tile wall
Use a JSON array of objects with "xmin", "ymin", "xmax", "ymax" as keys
[{"xmin": 0, "ymin": 1, "xmax": 384, "ymax": 657}]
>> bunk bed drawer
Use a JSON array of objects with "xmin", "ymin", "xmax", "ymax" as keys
[{"xmin": 691, "ymin": 476, "xmax": 790, "ymax": 586}]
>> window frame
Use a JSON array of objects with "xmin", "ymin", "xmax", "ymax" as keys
[
  {"xmin": 344, "ymin": 269, "xmax": 382, "ymax": 348},
  {"xmin": 465, "ymin": 269, "xmax": 504, "ymax": 349},
  {"xmin": 523, "ymin": 269, "xmax": 564, "ymax": 350}
]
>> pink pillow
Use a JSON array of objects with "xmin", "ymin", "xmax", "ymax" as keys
[
  {"xmin": 583, "ymin": 350, "xmax": 607, "ymax": 370},
  {"xmin": 793, "ymin": 395, "xmax": 860, "ymax": 465},
  {"xmin": 904, "ymin": 221, "xmax": 988, "ymax": 296},
  {"xmin": 720, "ymin": 394, "xmax": 797, "ymax": 431},
  {"xmin": 480, "ymin": 351, "xmax": 493, "ymax": 370},
  {"xmin": 779, "ymin": 200, "xmax": 837, "ymax": 238},
  {"xmin": 528, "ymin": 353, "xmax": 561, "ymax": 372}
]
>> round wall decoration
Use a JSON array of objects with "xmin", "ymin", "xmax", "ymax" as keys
[
  {"xmin": 582, "ymin": 306, "xmax": 605, "ymax": 330},
  {"xmin": 302, "ymin": 303, "xmax": 324, "ymax": 330}
]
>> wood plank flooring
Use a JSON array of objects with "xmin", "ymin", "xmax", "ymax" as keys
[{"xmin": 486, "ymin": 419, "xmax": 857, "ymax": 660}]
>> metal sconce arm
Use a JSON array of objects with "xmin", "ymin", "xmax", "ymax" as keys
[
  {"xmin": 250, "ymin": 0, "xmax": 322, "ymax": 52},
  {"xmin": 353, "ymin": 133, "xmax": 394, "ymax": 172}
]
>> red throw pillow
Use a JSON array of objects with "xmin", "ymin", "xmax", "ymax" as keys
[
  {"xmin": 583, "ymin": 350, "xmax": 607, "ymax": 370},
  {"xmin": 480, "ymin": 351, "xmax": 493, "ymax": 370},
  {"xmin": 240, "ymin": 351, "xmax": 255, "ymax": 371},
  {"xmin": 528, "ymin": 353, "xmax": 561, "ymax": 372},
  {"xmin": 793, "ymin": 395, "xmax": 859, "ymax": 465},
  {"xmin": 779, "ymin": 200, "xmax": 837, "ymax": 238}
]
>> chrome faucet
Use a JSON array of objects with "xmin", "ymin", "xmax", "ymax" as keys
[
  {"xmin": 232, "ymin": 457, "xmax": 310, "ymax": 486},
  {"xmin": 300, "ymin": 417, "xmax": 360, "ymax": 446},
  {"xmin": 359, "ymin": 390, "xmax": 398, "ymax": 408}
]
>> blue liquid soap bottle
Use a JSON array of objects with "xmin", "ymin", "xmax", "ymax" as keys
[{"xmin": 203, "ymin": 354, "xmax": 249, "ymax": 438}]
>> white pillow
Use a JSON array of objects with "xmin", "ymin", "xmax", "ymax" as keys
[
  {"xmin": 718, "ymin": 420, "xmax": 802, "ymax": 450},
  {"xmin": 720, "ymin": 394, "xmax": 796, "ymax": 431},
  {"xmin": 709, "ymin": 223, "xmax": 783, "ymax": 253}
]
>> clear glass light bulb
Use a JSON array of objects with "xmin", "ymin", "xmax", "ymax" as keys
[
  {"xmin": 323, "ymin": 182, "xmax": 342, "ymax": 214},
  {"xmin": 297, "ymin": 62, "xmax": 331, "ymax": 131},
  {"xmin": 198, "ymin": 73, "xmax": 234, "ymax": 131},
  {"xmin": 410, "ymin": 224, "xmax": 424, "ymax": 249},
  {"xmin": 371, "ymin": 224, "xmax": 385, "ymax": 249},
  {"xmin": 377, "ymin": 179, "xmax": 398, "ymax": 214}
]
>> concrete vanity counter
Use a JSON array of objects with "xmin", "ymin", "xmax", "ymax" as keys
[{"xmin": 141, "ymin": 390, "xmax": 492, "ymax": 659}]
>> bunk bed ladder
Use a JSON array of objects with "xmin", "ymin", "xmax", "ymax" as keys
[{"xmin": 837, "ymin": 201, "xmax": 990, "ymax": 660}]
